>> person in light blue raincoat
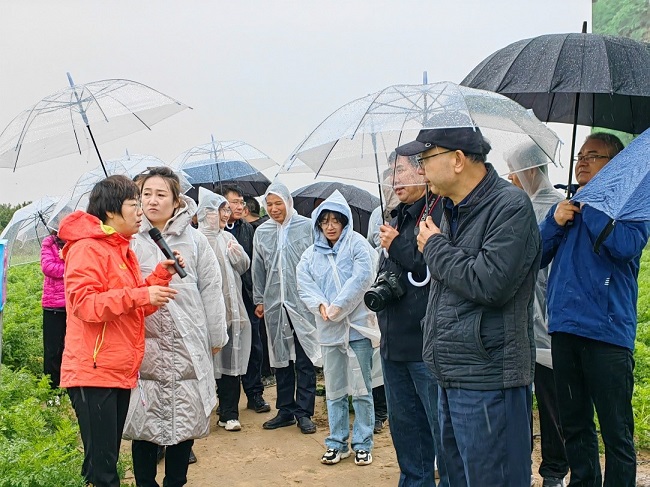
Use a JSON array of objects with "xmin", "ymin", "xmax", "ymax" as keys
[
  {"xmin": 297, "ymin": 190, "xmax": 380, "ymax": 466},
  {"xmin": 252, "ymin": 182, "xmax": 321, "ymax": 434}
]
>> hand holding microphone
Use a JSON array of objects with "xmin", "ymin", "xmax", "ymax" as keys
[{"xmin": 148, "ymin": 228, "xmax": 187, "ymax": 278}]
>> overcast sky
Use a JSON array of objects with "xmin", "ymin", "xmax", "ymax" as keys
[{"xmin": 0, "ymin": 0, "xmax": 592, "ymax": 204}]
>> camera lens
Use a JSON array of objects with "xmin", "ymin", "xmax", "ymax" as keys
[{"xmin": 364, "ymin": 284, "xmax": 392, "ymax": 312}]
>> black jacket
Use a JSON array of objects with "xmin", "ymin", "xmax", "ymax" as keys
[
  {"xmin": 422, "ymin": 165, "xmax": 540, "ymax": 390},
  {"xmin": 377, "ymin": 193, "xmax": 443, "ymax": 361}
]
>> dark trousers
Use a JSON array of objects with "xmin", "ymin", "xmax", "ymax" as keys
[
  {"xmin": 42, "ymin": 308, "xmax": 66, "ymax": 388},
  {"xmin": 275, "ymin": 331, "xmax": 316, "ymax": 419},
  {"xmin": 216, "ymin": 374, "xmax": 241, "ymax": 421},
  {"xmin": 530, "ymin": 362, "xmax": 569, "ymax": 479},
  {"xmin": 382, "ymin": 358, "xmax": 447, "ymax": 487},
  {"xmin": 373, "ymin": 385, "xmax": 388, "ymax": 423},
  {"xmin": 68, "ymin": 386, "xmax": 131, "ymax": 487},
  {"xmin": 241, "ymin": 294, "xmax": 264, "ymax": 398},
  {"xmin": 132, "ymin": 439, "xmax": 194, "ymax": 487},
  {"xmin": 552, "ymin": 332, "xmax": 636, "ymax": 487},
  {"xmin": 439, "ymin": 385, "xmax": 531, "ymax": 487}
]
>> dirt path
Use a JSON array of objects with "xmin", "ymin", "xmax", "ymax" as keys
[{"xmin": 122, "ymin": 384, "xmax": 650, "ymax": 486}]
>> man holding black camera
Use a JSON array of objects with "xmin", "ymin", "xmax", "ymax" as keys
[{"xmin": 372, "ymin": 152, "xmax": 447, "ymax": 486}]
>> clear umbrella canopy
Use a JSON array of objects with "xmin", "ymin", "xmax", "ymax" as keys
[
  {"xmin": 173, "ymin": 137, "xmax": 279, "ymax": 196},
  {"xmin": 0, "ymin": 196, "xmax": 59, "ymax": 266},
  {"xmin": 0, "ymin": 75, "xmax": 190, "ymax": 172},
  {"xmin": 47, "ymin": 154, "xmax": 190, "ymax": 229},
  {"xmin": 286, "ymin": 82, "xmax": 561, "ymax": 188}
]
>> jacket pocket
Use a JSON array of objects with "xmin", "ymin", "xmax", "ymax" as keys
[{"xmin": 473, "ymin": 312, "xmax": 493, "ymax": 361}]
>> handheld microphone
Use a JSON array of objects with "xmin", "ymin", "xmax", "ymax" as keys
[{"xmin": 148, "ymin": 228, "xmax": 187, "ymax": 278}]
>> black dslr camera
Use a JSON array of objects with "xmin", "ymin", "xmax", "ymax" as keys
[{"xmin": 364, "ymin": 270, "xmax": 406, "ymax": 312}]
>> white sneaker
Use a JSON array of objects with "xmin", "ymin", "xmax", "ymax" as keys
[
  {"xmin": 218, "ymin": 419, "xmax": 241, "ymax": 431},
  {"xmin": 321, "ymin": 448, "xmax": 351, "ymax": 465}
]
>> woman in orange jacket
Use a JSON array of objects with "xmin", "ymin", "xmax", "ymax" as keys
[{"xmin": 58, "ymin": 175, "xmax": 184, "ymax": 487}]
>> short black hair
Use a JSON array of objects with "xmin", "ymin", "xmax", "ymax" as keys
[
  {"xmin": 317, "ymin": 210, "xmax": 349, "ymax": 229},
  {"xmin": 87, "ymin": 175, "xmax": 140, "ymax": 224},
  {"xmin": 244, "ymin": 195, "xmax": 260, "ymax": 215},
  {"xmin": 219, "ymin": 185, "xmax": 244, "ymax": 199}
]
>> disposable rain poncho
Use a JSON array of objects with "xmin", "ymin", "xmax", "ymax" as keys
[
  {"xmin": 196, "ymin": 188, "xmax": 252, "ymax": 378},
  {"xmin": 297, "ymin": 191, "xmax": 380, "ymax": 400},
  {"xmin": 507, "ymin": 144, "xmax": 563, "ymax": 368},
  {"xmin": 252, "ymin": 182, "xmax": 321, "ymax": 368},
  {"xmin": 124, "ymin": 195, "xmax": 228, "ymax": 445}
]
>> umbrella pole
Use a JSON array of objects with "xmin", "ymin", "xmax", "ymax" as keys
[
  {"xmin": 566, "ymin": 91, "xmax": 581, "ymax": 199},
  {"xmin": 371, "ymin": 133, "xmax": 385, "ymax": 219},
  {"xmin": 86, "ymin": 125, "xmax": 108, "ymax": 177}
]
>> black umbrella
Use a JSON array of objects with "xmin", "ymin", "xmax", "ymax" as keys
[
  {"xmin": 461, "ymin": 24, "xmax": 650, "ymax": 192},
  {"xmin": 291, "ymin": 182, "xmax": 379, "ymax": 237}
]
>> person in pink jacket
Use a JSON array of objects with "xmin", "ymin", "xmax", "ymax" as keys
[{"xmin": 40, "ymin": 231, "xmax": 66, "ymax": 389}]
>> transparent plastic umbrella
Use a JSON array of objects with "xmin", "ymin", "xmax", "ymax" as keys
[
  {"xmin": 0, "ymin": 196, "xmax": 59, "ymax": 266},
  {"xmin": 0, "ymin": 73, "xmax": 190, "ymax": 174},
  {"xmin": 172, "ymin": 136, "xmax": 279, "ymax": 196},
  {"xmin": 285, "ymin": 82, "xmax": 561, "ymax": 191},
  {"xmin": 47, "ymin": 153, "xmax": 191, "ymax": 229}
]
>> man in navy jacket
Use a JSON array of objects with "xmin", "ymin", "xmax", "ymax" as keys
[{"xmin": 540, "ymin": 133, "xmax": 649, "ymax": 487}]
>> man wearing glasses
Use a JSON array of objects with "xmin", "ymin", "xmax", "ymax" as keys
[
  {"xmin": 408, "ymin": 126, "xmax": 540, "ymax": 486},
  {"xmin": 221, "ymin": 185, "xmax": 271, "ymax": 415},
  {"xmin": 540, "ymin": 133, "xmax": 649, "ymax": 487}
]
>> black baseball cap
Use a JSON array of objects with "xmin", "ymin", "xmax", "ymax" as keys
[{"xmin": 395, "ymin": 127, "xmax": 491, "ymax": 157}]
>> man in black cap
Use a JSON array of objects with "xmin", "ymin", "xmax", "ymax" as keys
[{"xmin": 398, "ymin": 126, "xmax": 540, "ymax": 486}]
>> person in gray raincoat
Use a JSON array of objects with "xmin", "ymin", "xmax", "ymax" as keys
[
  {"xmin": 197, "ymin": 188, "xmax": 252, "ymax": 432},
  {"xmin": 508, "ymin": 144, "xmax": 568, "ymax": 486},
  {"xmin": 123, "ymin": 167, "xmax": 228, "ymax": 487},
  {"xmin": 297, "ymin": 190, "xmax": 380, "ymax": 466},
  {"xmin": 252, "ymin": 181, "xmax": 321, "ymax": 434}
]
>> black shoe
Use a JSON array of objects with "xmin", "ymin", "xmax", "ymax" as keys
[
  {"xmin": 247, "ymin": 394, "xmax": 271, "ymax": 413},
  {"xmin": 373, "ymin": 419, "xmax": 384, "ymax": 434},
  {"xmin": 263, "ymin": 413, "xmax": 296, "ymax": 430},
  {"xmin": 188, "ymin": 448, "xmax": 197, "ymax": 464},
  {"xmin": 156, "ymin": 445, "xmax": 165, "ymax": 464},
  {"xmin": 297, "ymin": 416, "xmax": 317, "ymax": 434},
  {"xmin": 542, "ymin": 477, "xmax": 565, "ymax": 487}
]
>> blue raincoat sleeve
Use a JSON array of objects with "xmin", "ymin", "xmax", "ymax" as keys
[
  {"xmin": 296, "ymin": 247, "xmax": 330, "ymax": 316},
  {"xmin": 327, "ymin": 238, "xmax": 376, "ymax": 322},
  {"xmin": 580, "ymin": 206, "xmax": 649, "ymax": 262},
  {"xmin": 539, "ymin": 203, "xmax": 565, "ymax": 269}
]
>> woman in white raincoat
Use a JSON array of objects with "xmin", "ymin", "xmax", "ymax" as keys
[
  {"xmin": 124, "ymin": 167, "xmax": 228, "ymax": 487},
  {"xmin": 251, "ymin": 182, "xmax": 321, "ymax": 434},
  {"xmin": 196, "ymin": 188, "xmax": 252, "ymax": 432},
  {"xmin": 297, "ymin": 190, "xmax": 380, "ymax": 467}
]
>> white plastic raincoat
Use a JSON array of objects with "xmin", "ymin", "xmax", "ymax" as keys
[
  {"xmin": 197, "ymin": 188, "xmax": 252, "ymax": 378},
  {"xmin": 252, "ymin": 182, "xmax": 321, "ymax": 368},
  {"xmin": 123, "ymin": 195, "xmax": 228, "ymax": 445},
  {"xmin": 297, "ymin": 191, "xmax": 380, "ymax": 400}
]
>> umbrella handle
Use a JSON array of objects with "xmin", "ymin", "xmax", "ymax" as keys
[{"xmin": 407, "ymin": 269, "xmax": 431, "ymax": 287}]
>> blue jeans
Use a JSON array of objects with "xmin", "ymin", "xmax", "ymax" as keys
[
  {"xmin": 439, "ymin": 386, "xmax": 531, "ymax": 486},
  {"xmin": 382, "ymin": 358, "xmax": 447, "ymax": 487},
  {"xmin": 325, "ymin": 338, "xmax": 375, "ymax": 452}
]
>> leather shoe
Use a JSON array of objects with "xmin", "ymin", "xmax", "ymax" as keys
[
  {"xmin": 188, "ymin": 448, "xmax": 197, "ymax": 464},
  {"xmin": 297, "ymin": 416, "xmax": 317, "ymax": 434},
  {"xmin": 263, "ymin": 413, "xmax": 296, "ymax": 430}
]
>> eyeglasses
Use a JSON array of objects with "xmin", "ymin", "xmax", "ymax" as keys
[
  {"xmin": 219, "ymin": 207, "xmax": 233, "ymax": 215},
  {"xmin": 319, "ymin": 220, "xmax": 342, "ymax": 228},
  {"xmin": 416, "ymin": 150, "xmax": 454, "ymax": 168},
  {"xmin": 122, "ymin": 200, "xmax": 142, "ymax": 209},
  {"xmin": 228, "ymin": 199, "xmax": 247, "ymax": 208},
  {"xmin": 573, "ymin": 154, "xmax": 610, "ymax": 164}
]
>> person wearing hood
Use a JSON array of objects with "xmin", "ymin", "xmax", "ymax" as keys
[
  {"xmin": 196, "ymin": 188, "xmax": 252, "ymax": 433},
  {"xmin": 507, "ymin": 144, "xmax": 568, "ymax": 487},
  {"xmin": 58, "ymin": 175, "xmax": 182, "ymax": 487},
  {"xmin": 124, "ymin": 167, "xmax": 228, "ymax": 487},
  {"xmin": 252, "ymin": 182, "xmax": 321, "ymax": 434},
  {"xmin": 297, "ymin": 191, "xmax": 380, "ymax": 466}
]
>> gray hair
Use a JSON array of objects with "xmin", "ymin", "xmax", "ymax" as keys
[{"xmin": 585, "ymin": 132, "xmax": 624, "ymax": 158}]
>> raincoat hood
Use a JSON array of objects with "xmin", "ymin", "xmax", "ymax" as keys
[
  {"xmin": 139, "ymin": 194, "xmax": 196, "ymax": 237},
  {"xmin": 196, "ymin": 187, "xmax": 228, "ymax": 227},
  {"xmin": 262, "ymin": 181, "xmax": 296, "ymax": 227},
  {"xmin": 58, "ymin": 210, "xmax": 129, "ymax": 259},
  {"xmin": 311, "ymin": 190, "xmax": 353, "ymax": 254}
]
